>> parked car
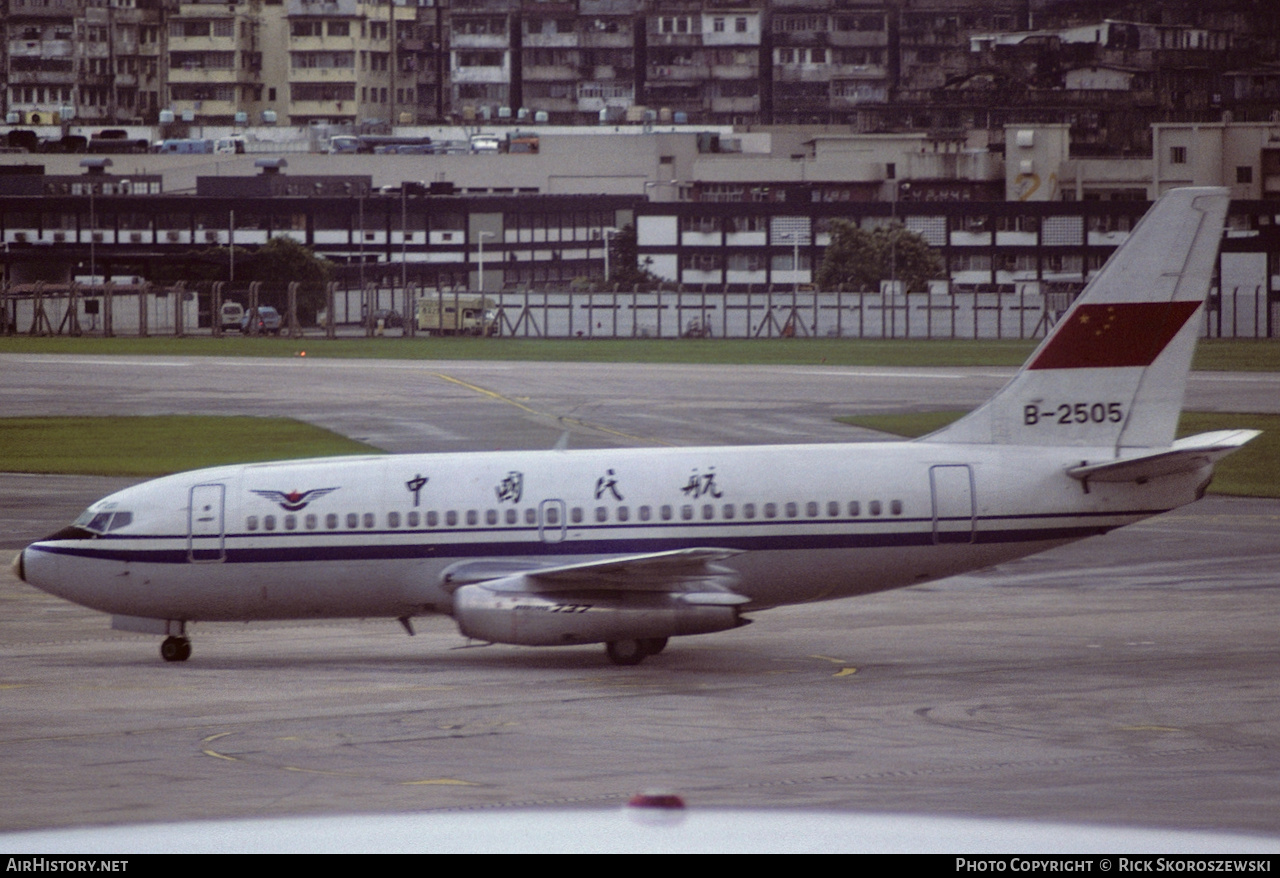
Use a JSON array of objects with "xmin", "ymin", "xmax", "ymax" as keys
[
  {"xmin": 367, "ymin": 309, "xmax": 403, "ymax": 329},
  {"xmin": 241, "ymin": 306, "xmax": 282, "ymax": 335},
  {"xmin": 219, "ymin": 301, "xmax": 244, "ymax": 332}
]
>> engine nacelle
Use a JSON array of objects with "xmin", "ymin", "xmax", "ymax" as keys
[{"xmin": 453, "ymin": 583, "xmax": 741, "ymax": 647}]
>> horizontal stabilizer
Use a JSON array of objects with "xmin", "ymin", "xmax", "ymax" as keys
[
  {"xmin": 1067, "ymin": 429, "xmax": 1260, "ymax": 484},
  {"xmin": 440, "ymin": 547, "xmax": 744, "ymax": 595}
]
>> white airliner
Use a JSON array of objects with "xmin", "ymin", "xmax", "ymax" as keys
[{"xmin": 12, "ymin": 187, "xmax": 1259, "ymax": 666}]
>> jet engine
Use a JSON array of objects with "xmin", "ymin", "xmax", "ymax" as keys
[{"xmin": 452, "ymin": 580, "xmax": 744, "ymax": 647}]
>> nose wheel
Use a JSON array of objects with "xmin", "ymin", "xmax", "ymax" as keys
[{"xmin": 160, "ymin": 636, "xmax": 192, "ymax": 662}]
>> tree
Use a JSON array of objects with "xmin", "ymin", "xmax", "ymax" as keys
[
  {"xmin": 606, "ymin": 224, "xmax": 660, "ymax": 289},
  {"xmin": 816, "ymin": 220, "xmax": 944, "ymax": 293},
  {"xmin": 241, "ymin": 236, "xmax": 333, "ymax": 288}
]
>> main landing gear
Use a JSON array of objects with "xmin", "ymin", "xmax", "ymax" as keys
[
  {"xmin": 605, "ymin": 637, "xmax": 669, "ymax": 666},
  {"xmin": 160, "ymin": 636, "xmax": 192, "ymax": 662}
]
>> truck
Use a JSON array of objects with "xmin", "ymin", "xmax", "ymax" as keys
[{"xmin": 416, "ymin": 295, "xmax": 498, "ymax": 336}]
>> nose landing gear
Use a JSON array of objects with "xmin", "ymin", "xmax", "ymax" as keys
[{"xmin": 160, "ymin": 636, "xmax": 192, "ymax": 662}]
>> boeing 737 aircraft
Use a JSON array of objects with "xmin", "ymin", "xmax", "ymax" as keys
[{"xmin": 11, "ymin": 187, "xmax": 1259, "ymax": 665}]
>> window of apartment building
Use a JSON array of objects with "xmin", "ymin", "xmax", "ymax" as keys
[
  {"xmin": 1237, "ymin": 166, "xmax": 1253, "ymax": 184},
  {"xmin": 370, "ymin": 22, "xmax": 388, "ymax": 40},
  {"xmin": 213, "ymin": 20, "xmax": 233, "ymax": 37},
  {"xmin": 458, "ymin": 51, "xmax": 502, "ymax": 68},
  {"xmin": 291, "ymin": 21, "xmax": 319, "ymax": 37},
  {"xmin": 713, "ymin": 17, "xmax": 725, "ymax": 33},
  {"xmin": 736, "ymin": 17, "xmax": 748, "ymax": 32},
  {"xmin": 1170, "ymin": 146, "xmax": 1187, "ymax": 164},
  {"xmin": 328, "ymin": 21, "xmax": 350, "ymax": 37}
]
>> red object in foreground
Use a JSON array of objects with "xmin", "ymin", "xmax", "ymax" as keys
[{"xmin": 628, "ymin": 792, "xmax": 686, "ymax": 810}]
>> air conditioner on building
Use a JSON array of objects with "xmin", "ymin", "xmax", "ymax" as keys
[
  {"xmin": 205, "ymin": 230, "xmax": 219, "ymax": 243},
  {"xmin": 53, "ymin": 231, "xmax": 66, "ymax": 242},
  {"xmin": 166, "ymin": 231, "xmax": 180, "ymax": 242},
  {"xmin": 130, "ymin": 232, "xmax": 143, "ymax": 243},
  {"xmin": 91, "ymin": 232, "xmax": 103, "ymax": 243}
]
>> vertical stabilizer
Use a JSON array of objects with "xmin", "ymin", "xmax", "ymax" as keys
[{"xmin": 925, "ymin": 188, "xmax": 1229, "ymax": 451}]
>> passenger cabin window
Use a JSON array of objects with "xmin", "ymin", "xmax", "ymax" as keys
[
  {"xmin": 505, "ymin": 509, "xmax": 518, "ymax": 525},
  {"xmin": 427, "ymin": 511, "xmax": 439, "ymax": 527},
  {"xmin": 388, "ymin": 512, "xmax": 400, "ymax": 528},
  {"xmin": 408, "ymin": 511, "xmax": 420, "ymax": 527},
  {"xmin": 346, "ymin": 513, "xmax": 359, "ymax": 529},
  {"xmin": 284, "ymin": 514, "xmax": 297, "ymax": 530},
  {"xmin": 785, "ymin": 502, "xmax": 798, "ymax": 518},
  {"xmin": 446, "ymin": 510, "xmax": 458, "ymax": 526},
  {"xmin": 848, "ymin": 501, "xmax": 860, "ymax": 516},
  {"xmin": 545, "ymin": 506, "xmax": 560, "ymax": 525},
  {"xmin": 891, "ymin": 500, "xmax": 903, "ymax": 515},
  {"xmin": 869, "ymin": 501, "xmax": 882, "ymax": 516},
  {"xmin": 827, "ymin": 501, "xmax": 840, "ymax": 517},
  {"xmin": 639, "ymin": 505, "xmax": 651, "ymax": 521},
  {"xmin": 681, "ymin": 505, "xmax": 693, "ymax": 521},
  {"xmin": 466, "ymin": 510, "xmax": 478, "ymax": 526},
  {"xmin": 363, "ymin": 513, "xmax": 375, "ymax": 529},
  {"xmin": 326, "ymin": 513, "xmax": 339, "ymax": 529},
  {"xmin": 617, "ymin": 506, "xmax": 629, "ymax": 522},
  {"xmin": 806, "ymin": 502, "xmax": 818, "ymax": 518},
  {"xmin": 743, "ymin": 503, "xmax": 756, "ymax": 519},
  {"xmin": 306, "ymin": 514, "xmax": 318, "ymax": 530},
  {"xmin": 595, "ymin": 507, "xmax": 608, "ymax": 523},
  {"xmin": 764, "ymin": 503, "xmax": 777, "ymax": 519},
  {"xmin": 247, "ymin": 516, "xmax": 258, "ymax": 531},
  {"xmin": 486, "ymin": 509, "xmax": 498, "ymax": 525}
]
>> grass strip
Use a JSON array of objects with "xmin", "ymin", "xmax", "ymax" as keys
[
  {"xmin": 835, "ymin": 411, "xmax": 1278, "ymax": 498},
  {"xmin": 0, "ymin": 416, "xmax": 379, "ymax": 477},
  {"xmin": 0, "ymin": 336, "xmax": 1276, "ymax": 371}
]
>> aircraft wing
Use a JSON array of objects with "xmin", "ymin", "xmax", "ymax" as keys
[
  {"xmin": 1067, "ymin": 429, "xmax": 1260, "ymax": 484},
  {"xmin": 440, "ymin": 547, "xmax": 747, "ymax": 601}
]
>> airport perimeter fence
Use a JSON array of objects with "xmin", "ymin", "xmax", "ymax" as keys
[{"xmin": 2, "ymin": 280, "xmax": 1276, "ymax": 340}]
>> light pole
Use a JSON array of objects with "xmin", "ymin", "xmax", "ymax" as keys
[
  {"xmin": 643, "ymin": 179, "xmax": 678, "ymax": 201},
  {"xmin": 602, "ymin": 226, "xmax": 619, "ymax": 287},
  {"xmin": 79, "ymin": 157, "xmax": 111, "ymax": 285},
  {"xmin": 476, "ymin": 230, "xmax": 495, "ymax": 292}
]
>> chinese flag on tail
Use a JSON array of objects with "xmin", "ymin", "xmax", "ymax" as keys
[{"xmin": 1028, "ymin": 301, "xmax": 1201, "ymax": 370}]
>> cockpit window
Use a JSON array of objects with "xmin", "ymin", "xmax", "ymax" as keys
[{"xmin": 72, "ymin": 509, "xmax": 133, "ymax": 535}]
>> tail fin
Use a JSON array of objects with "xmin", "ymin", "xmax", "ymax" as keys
[{"xmin": 926, "ymin": 187, "xmax": 1229, "ymax": 451}]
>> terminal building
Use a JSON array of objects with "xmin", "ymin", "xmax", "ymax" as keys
[{"xmin": 0, "ymin": 120, "xmax": 1277, "ymax": 336}]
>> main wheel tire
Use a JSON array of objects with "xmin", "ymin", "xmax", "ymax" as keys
[
  {"xmin": 640, "ymin": 637, "xmax": 669, "ymax": 656},
  {"xmin": 160, "ymin": 636, "xmax": 191, "ymax": 663},
  {"xmin": 605, "ymin": 639, "xmax": 647, "ymax": 666}
]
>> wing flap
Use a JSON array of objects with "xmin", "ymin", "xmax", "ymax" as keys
[
  {"xmin": 439, "ymin": 547, "xmax": 745, "ymax": 597},
  {"xmin": 1067, "ymin": 429, "xmax": 1260, "ymax": 483}
]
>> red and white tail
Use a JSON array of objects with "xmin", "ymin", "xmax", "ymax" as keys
[{"xmin": 927, "ymin": 187, "xmax": 1230, "ymax": 451}]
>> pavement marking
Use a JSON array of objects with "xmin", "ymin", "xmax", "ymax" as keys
[
  {"xmin": 401, "ymin": 778, "xmax": 478, "ymax": 786},
  {"xmin": 433, "ymin": 372, "xmax": 675, "ymax": 447}
]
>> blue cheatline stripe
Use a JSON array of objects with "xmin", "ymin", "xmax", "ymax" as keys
[{"xmin": 31, "ymin": 518, "xmax": 1131, "ymax": 565}]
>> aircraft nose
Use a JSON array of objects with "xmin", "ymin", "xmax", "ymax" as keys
[{"xmin": 10, "ymin": 549, "xmax": 25, "ymax": 583}]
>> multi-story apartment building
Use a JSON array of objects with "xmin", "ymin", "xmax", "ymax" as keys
[
  {"xmin": 166, "ymin": 0, "xmax": 278, "ymax": 125},
  {"xmin": 2, "ymin": 0, "xmax": 1280, "ymax": 132},
  {"xmin": 643, "ymin": 1, "xmax": 762, "ymax": 125},
  {"xmin": 450, "ymin": 0, "xmax": 518, "ymax": 120},
  {"xmin": 284, "ymin": 0, "xmax": 416, "ymax": 126},
  {"xmin": 6, "ymin": 0, "xmax": 82, "ymax": 124},
  {"xmin": 769, "ymin": 0, "xmax": 890, "ymax": 126}
]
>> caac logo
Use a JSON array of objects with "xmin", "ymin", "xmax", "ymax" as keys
[{"xmin": 250, "ymin": 487, "xmax": 339, "ymax": 511}]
